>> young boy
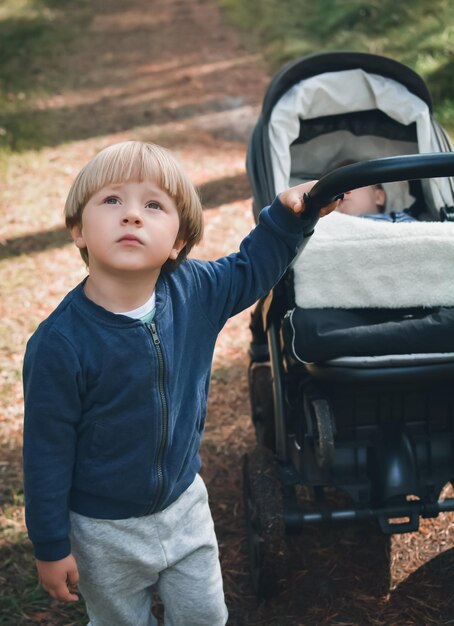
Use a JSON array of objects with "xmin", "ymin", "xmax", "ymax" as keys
[{"xmin": 23, "ymin": 141, "xmax": 337, "ymax": 626}]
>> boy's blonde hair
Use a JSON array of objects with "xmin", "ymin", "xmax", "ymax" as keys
[{"xmin": 65, "ymin": 141, "xmax": 204, "ymax": 269}]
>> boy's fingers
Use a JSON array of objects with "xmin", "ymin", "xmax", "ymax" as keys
[
  {"xmin": 36, "ymin": 556, "xmax": 79, "ymax": 603},
  {"xmin": 292, "ymin": 200, "xmax": 336, "ymax": 216},
  {"xmin": 41, "ymin": 578, "xmax": 79, "ymax": 603},
  {"xmin": 319, "ymin": 198, "xmax": 341, "ymax": 217},
  {"xmin": 67, "ymin": 565, "xmax": 79, "ymax": 586},
  {"xmin": 66, "ymin": 565, "xmax": 80, "ymax": 601},
  {"xmin": 282, "ymin": 191, "xmax": 302, "ymax": 213},
  {"xmin": 292, "ymin": 197, "xmax": 304, "ymax": 214},
  {"xmin": 53, "ymin": 583, "xmax": 79, "ymax": 603}
]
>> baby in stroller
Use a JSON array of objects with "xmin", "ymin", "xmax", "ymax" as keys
[
  {"xmin": 243, "ymin": 51, "xmax": 454, "ymax": 597},
  {"xmin": 333, "ymin": 159, "xmax": 415, "ymax": 221}
]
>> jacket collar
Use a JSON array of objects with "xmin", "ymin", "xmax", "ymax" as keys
[{"xmin": 71, "ymin": 273, "xmax": 170, "ymax": 326}]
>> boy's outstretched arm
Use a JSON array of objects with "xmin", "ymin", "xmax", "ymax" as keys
[
  {"xmin": 186, "ymin": 178, "xmax": 340, "ymax": 329},
  {"xmin": 279, "ymin": 180, "xmax": 340, "ymax": 217},
  {"xmin": 36, "ymin": 554, "xmax": 80, "ymax": 603}
]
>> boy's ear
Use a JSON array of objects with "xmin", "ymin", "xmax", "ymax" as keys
[
  {"xmin": 70, "ymin": 224, "xmax": 87, "ymax": 250},
  {"xmin": 168, "ymin": 239, "xmax": 187, "ymax": 260}
]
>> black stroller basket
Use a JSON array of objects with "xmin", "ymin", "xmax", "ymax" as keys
[{"xmin": 244, "ymin": 152, "xmax": 454, "ymax": 597}]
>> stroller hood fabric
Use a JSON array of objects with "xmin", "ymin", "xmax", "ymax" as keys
[{"xmin": 269, "ymin": 68, "xmax": 453, "ymax": 216}]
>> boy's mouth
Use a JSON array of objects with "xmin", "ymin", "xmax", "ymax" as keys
[{"xmin": 118, "ymin": 234, "xmax": 143, "ymax": 244}]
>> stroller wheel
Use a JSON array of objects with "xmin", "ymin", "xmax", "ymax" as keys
[
  {"xmin": 309, "ymin": 398, "xmax": 335, "ymax": 470},
  {"xmin": 249, "ymin": 362, "xmax": 276, "ymax": 450},
  {"xmin": 243, "ymin": 446, "xmax": 287, "ymax": 598}
]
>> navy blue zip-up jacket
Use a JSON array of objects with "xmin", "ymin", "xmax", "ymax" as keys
[{"xmin": 23, "ymin": 197, "xmax": 308, "ymax": 561}]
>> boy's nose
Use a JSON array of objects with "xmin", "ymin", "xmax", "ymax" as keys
[{"xmin": 121, "ymin": 208, "xmax": 143, "ymax": 226}]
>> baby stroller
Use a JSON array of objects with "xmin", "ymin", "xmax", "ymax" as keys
[{"xmin": 243, "ymin": 51, "xmax": 454, "ymax": 597}]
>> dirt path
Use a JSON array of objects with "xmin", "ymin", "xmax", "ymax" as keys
[{"xmin": 2, "ymin": 0, "xmax": 454, "ymax": 624}]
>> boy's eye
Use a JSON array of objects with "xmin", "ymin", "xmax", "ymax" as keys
[
  {"xmin": 104, "ymin": 196, "xmax": 120, "ymax": 205},
  {"xmin": 146, "ymin": 201, "xmax": 161, "ymax": 210}
]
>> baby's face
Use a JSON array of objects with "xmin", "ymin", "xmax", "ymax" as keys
[{"xmin": 337, "ymin": 185, "xmax": 386, "ymax": 216}]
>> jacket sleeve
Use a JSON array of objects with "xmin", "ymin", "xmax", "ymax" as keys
[
  {"xmin": 189, "ymin": 195, "xmax": 309, "ymax": 331},
  {"xmin": 23, "ymin": 325, "xmax": 82, "ymax": 561}
]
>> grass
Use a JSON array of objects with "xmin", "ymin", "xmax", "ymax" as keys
[
  {"xmin": 0, "ymin": 0, "xmax": 91, "ymax": 155},
  {"xmin": 218, "ymin": 0, "xmax": 454, "ymax": 132}
]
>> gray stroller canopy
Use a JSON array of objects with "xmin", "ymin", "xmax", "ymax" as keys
[{"xmin": 269, "ymin": 68, "xmax": 454, "ymax": 217}]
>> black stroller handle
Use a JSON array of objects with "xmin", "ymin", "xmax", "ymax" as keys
[{"xmin": 301, "ymin": 153, "xmax": 454, "ymax": 231}]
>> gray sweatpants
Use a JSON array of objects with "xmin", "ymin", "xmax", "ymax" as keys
[{"xmin": 69, "ymin": 474, "xmax": 228, "ymax": 626}]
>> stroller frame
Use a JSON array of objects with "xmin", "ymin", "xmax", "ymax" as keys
[{"xmin": 245, "ymin": 158, "xmax": 454, "ymax": 597}]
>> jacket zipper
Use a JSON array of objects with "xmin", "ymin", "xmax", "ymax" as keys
[{"xmin": 146, "ymin": 321, "xmax": 168, "ymax": 513}]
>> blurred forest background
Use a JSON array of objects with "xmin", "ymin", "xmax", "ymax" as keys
[
  {"xmin": 1, "ymin": 0, "xmax": 454, "ymax": 160},
  {"xmin": 220, "ymin": 0, "xmax": 454, "ymax": 129}
]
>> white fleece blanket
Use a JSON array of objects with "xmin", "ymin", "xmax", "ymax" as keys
[{"xmin": 293, "ymin": 212, "xmax": 454, "ymax": 309}]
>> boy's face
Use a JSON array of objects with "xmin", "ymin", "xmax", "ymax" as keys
[
  {"xmin": 70, "ymin": 180, "xmax": 186, "ymax": 275},
  {"xmin": 336, "ymin": 185, "xmax": 385, "ymax": 216}
]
